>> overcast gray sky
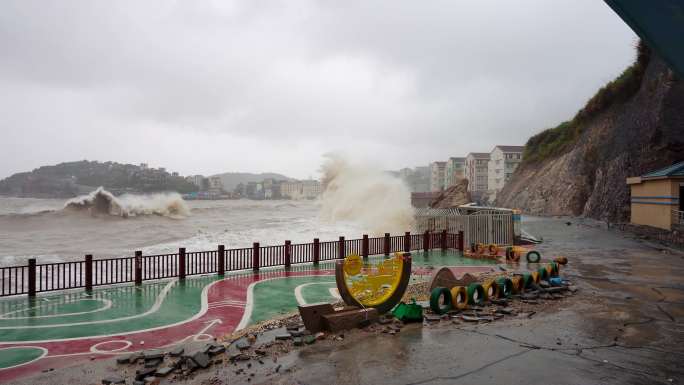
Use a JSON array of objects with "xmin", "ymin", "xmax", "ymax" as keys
[{"xmin": 0, "ymin": 0, "xmax": 637, "ymax": 179}]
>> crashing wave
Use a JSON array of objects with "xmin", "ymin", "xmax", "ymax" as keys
[{"xmin": 64, "ymin": 187, "xmax": 189, "ymax": 218}]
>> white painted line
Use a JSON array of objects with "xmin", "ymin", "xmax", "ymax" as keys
[
  {"xmin": 0, "ymin": 280, "xmax": 176, "ymax": 330},
  {"xmin": 90, "ymin": 340, "xmax": 132, "ymax": 354},
  {"xmin": 328, "ymin": 288, "xmax": 341, "ymax": 300},
  {"xmin": 0, "ymin": 299, "xmax": 113, "ymax": 320},
  {"xmin": 293, "ymin": 282, "xmax": 337, "ymax": 306}
]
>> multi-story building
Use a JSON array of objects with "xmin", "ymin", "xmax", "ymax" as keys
[
  {"xmin": 302, "ymin": 180, "xmax": 322, "ymax": 199},
  {"xmin": 444, "ymin": 157, "xmax": 466, "ymax": 188},
  {"xmin": 465, "ymin": 153, "xmax": 490, "ymax": 202},
  {"xmin": 280, "ymin": 180, "xmax": 322, "ymax": 200},
  {"xmin": 487, "ymin": 145, "xmax": 524, "ymax": 201},
  {"xmin": 430, "ymin": 161, "xmax": 447, "ymax": 192},
  {"xmin": 208, "ymin": 176, "xmax": 224, "ymax": 192}
]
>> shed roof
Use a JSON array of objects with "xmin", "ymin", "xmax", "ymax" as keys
[
  {"xmin": 494, "ymin": 145, "xmax": 524, "ymax": 153},
  {"xmin": 642, "ymin": 161, "xmax": 684, "ymax": 179},
  {"xmin": 467, "ymin": 152, "xmax": 490, "ymax": 159}
]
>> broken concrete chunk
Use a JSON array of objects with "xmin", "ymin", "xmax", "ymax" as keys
[
  {"xmin": 169, "ymin": 346, "xmax": 184, "ymax": 357},
  {"xmin": 143, "ymin": 350, "xmax": 164, "ymax": 361},
  {"xmin": 234, "ymin": 338, "xmax": 251, "ymax": 350},
  {"xmin": 135, "ymin": 367, "xmax": 156, "ymax": 381},
  {"xmin": 191, "ymin": 352, "xmax": 211, "ymax": 369},
  {"xmin": 293, "ymin": 337, "xmax": 303, "ymax": 346},
  {"xmin": 304, "ymin": 335, "xmax": 316, "ymax": 345},
  {"xmin": 144, "ymin": 358, "xmax": 163, "ymax": 368},
  {"xmin": 275, "ymin": 334, "xmax": 292, "ymax": 341},
  {"xmin": 155, "ymin": 366, "xmax": 173, "ymax": 377},
  {"xmin": 102, "ymin": 376, "xmax": 125, "ymax": 385},
  {"xmin": 115, "ymin": 355, "xmax": 130, "ymax": 364}
]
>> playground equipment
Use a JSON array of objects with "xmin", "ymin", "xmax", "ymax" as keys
[
  {"xmin": 465, "ymin": 242, "xmax": 501, "ymax": 260},
  {"xmin": 335, "ymin": 252, "xmax": 412, "ymax": 314}
]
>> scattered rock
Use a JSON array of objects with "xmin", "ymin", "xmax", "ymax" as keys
[
  {"xmin": 102, "ymin": 375, "xmax": 125, "ymax": 385},
  {"xmin": 155, "ymin": 366, "xmax": 173, "ymax": 377},
  {"xmin": 191, "ymin": 352, "xmax": 211, "ymax": 369},
  {"xmin": 169, "ymin": 346, "xmax": 184, "ymax": 357},
  {"xmin": 235, "ymin": 338, "xmax": 251, "ymax": 350},
  {"xmin": 143, "ymin": 350, "xmax": 164, "ymax": 361},
  {"xmin": 424, "ymin": 315, "xmax": 441, "ymax": 322},
  {"xmin": 293, "ymin": 337, "xmax": 303, "ymax": 346},
  {"xmin": 145, "ymin": 358, "xmax": 163, "ymax": 368},
  {"xmin": 304, "ymin": 335, "xmax": 316, "ymax": 345},
  {"xmin": 135, "ymin": 367, "xmax": 156, "ymax": 381},
  {"xmin": 275, "ymin": 334, "xmax": 292, "ymax": 341}
]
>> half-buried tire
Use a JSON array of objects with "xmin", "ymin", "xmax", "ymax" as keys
[
  {"xmin": 510, "ymin": 276, "xmax": 525, "ymax": 294},
  {"xmin": 495, "ymin": 277, "xmax": 513, "ymax": 298},
  {"xmin": 466, "ymin": 283, "xmax": 485, "ymax": 305},
  {"xmin": 451, "ymin": 286, "xmax": 468, "ymax": 310},
  {"xmin": 335, "ymin": 254, "xmax": 412, "ymax": 314},
  {"xmin": 482, "ymin": 280, "xmax": 499, "ymax": 301},
  {"xmin": 430, "ymin": 287, "xmax": 453, "ymax": 314}
]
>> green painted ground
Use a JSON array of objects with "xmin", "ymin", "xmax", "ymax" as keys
[
  {"xmin": 0, "ymin": 347, "xmax": 45, "ymax": 369},
  {"xmin": 0, "ymin": 250, "xmax": 493, "ymax": 342}
]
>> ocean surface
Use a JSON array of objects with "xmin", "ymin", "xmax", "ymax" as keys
[{"xmin": 0, "ymin": 196, "xmax": 367, "ymax": 267}]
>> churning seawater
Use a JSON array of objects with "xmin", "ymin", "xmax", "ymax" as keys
[{"xmin": 0, "ymin": 197, "xmax": 369, "ymax": 267}]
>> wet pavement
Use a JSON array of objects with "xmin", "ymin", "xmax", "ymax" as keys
[
  {"xmin": 7, "ymin": 216, "xmax": 684, "ymax": 384},
  {"xmin": 263, "ymin": 217, "xmax": 684, "ymax": 385}
]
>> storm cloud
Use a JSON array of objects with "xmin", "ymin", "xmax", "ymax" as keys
[{"xmin": 0, "ymin": 0, "xmax": 637, "ymax": 179}]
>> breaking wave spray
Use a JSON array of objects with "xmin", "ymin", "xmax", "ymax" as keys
[
  {"xmin": 319, "ymin": 153, "xmax": 414, "ymax": 235},
  {"xmin": 64, "ymin": 187, "xmax": 190, "ymax": 218}
]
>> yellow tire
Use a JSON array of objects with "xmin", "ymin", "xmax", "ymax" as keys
[
  {"xmin": 488, "ymin": 244, "xmax": 499, "ymax": 256},
  {"xmin": 451, "ymin": 286, "xmax": 468, "ymax": 310},
  {"xmin": 545, "ymin": 264, "xmax": 554, "ymax": 277},
  {"xmin": 531, "ymin": 271, "xmax": 540, "ymax": 284},
  {"xmin": 482, "ymin": 280, "xmax": 500, "ymax": 301},
  {"xmin": 510, "ymin": 276, "xmax": 525, "ymax": 294},
  {"xmin": 476, "ymin": 243, "xmax": 486, "ymax": 255}
]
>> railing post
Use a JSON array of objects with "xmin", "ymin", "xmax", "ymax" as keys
[
  {"xmin": 313, "ymin": 238, "xmax": 320, "ymax": 265},
  {"xmin": 253, "ymin": 242, "xmax": 260, "ymax": 272},
  {"xmin": 28, "ymin": 259, "xmax": 36, "ymax": 298},
  {"xmin": 217, "ymin": 245, "xmax": 225, "ymax": 276},
  {"xmin": 458, "ymin": 231, "xmax": 464, "ymax": 251},
  {"xmin": 441, "ymin": 230, "xmax": 447, "ymax": 251},
  {"xmin": 404, "ymin": 231, "xmax": 411, "ymax": 252},
  {"xmin": 384, "ymin": 233, "xmax": 390, "ymax": 256},
  {"xmin": 338, "ymin": 236, "xmax": 345, "ymax": 259},
  {"xmin": 423, "ymin": 231, "xmax": 429, "ymax": 253},
  {"xmin": 362, "ymin": 234, "xmax": 369, "ymax": 260},
  {"xmin": 85, "ymin": 254, "xmax": 93, "ymax": 292},
  {"xmin": 178, "ymin": 248, "xmax": 186, "ymax": 280},
  {"xmin": 285, "ymin": 240, "xmax": 291, "ymax": 269},
  {"xmin": 135, "ymin": 251, "xmax": 143, "ymax": 285}
]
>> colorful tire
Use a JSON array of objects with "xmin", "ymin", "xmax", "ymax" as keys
[
  {"xmin": 476, "ymin": 243, "xmax": 486, "ymax": 254},
  {"xmin": 550, "ymin": 262, "xmax": 560, "ymax": 276},
  {"xmin": 470, "ymin": 243, "xmax": 477, "ymax": 253},
  {"xmin": 526, "ymin": 250, "xmax": 541, "ymax": 263},
  {"xmin": 430, "ymin": 287, "xmax": 453, "ymax": 315},
  {"xmin": 521, "ymin": 273, "xmax": 533, "ymax": 288},
  {"xmin": 505, "ymin": 247, "xmax": 513, "ymax": 260},
  {"xmin": 537, "ymin": 266, "xmax": 549, "ymax": 281},
  {"xmin": 488, "ymin": 244, "xmax": 499, "ymax": 256},
  {"xmin": 482, "ymin": 280, "xmax": 500, "ymax": 301},
  {"xmin": 495, "ymin": 277, "xmax": 513, "ymax": 298},
  {"xmin": 531, "ymin": 271, "xmax": 540, "ymax": 284},
  {"xmin": 545, "ymin": 263, "xmax": 554, "ymax": 277},
  {"xmin": 466, "ymin": 283, "xmax": 485, "ymax": 305},
  {"xmin": 450, "ymin": 286, "xmax": 468, "ymax": 310},
  {"xmin": 510, "ymin": 276, "xmax": 525, "ymax": 294}
]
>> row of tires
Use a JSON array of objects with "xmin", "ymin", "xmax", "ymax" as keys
[
  {"xmin": 468, "ymin": 243, "xmax": 543, "ymax": 263},
  {"xmin": 429, "ymin": 262, "xmax": 560, "ymax": 315}
]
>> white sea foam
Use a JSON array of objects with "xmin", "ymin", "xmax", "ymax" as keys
[
  {"xmin": 64, "ymin": 187, "xmax": 189, "ymax": 218},
  {"xmin": 319, "ymin": 153, "xmax": 414, "ymax": 235}
]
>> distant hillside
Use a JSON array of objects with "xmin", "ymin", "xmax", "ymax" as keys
[
  {"xmin": 212, "ymin": 172, "xmax": 293, "ymax": 191},
  {"xmin": 497, "ymin": 42, "xmax": 684, "ymax": 222},
  {"xmin": 0, "ymin": 160, "xmax": 198, "ymax": 198}
]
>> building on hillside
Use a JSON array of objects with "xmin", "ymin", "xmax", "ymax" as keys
[
  {"xmin": 627, "ymin": 161, "xmax": 684, "ymax": 230},
  {"xmin": 186, "ymin": 175, "xmax": 204, "ymax": 189},
  {"xmin": 465, "ymin": 153, "xmax": 490, "ymax": 202},
  {"xmin": 444, "ymin": 157, "xmax": 466, "ymax": 188},
  {"xmin": 487, "ymin": 145, "xmax": 524, "ymax": 201},
  {"xmin": 208, "ymin": 176, "xmax": 223, "ymax": 190},
  {"xmin": 430, "ymin": 161, "xmax": 447, "ymax": 192},
  {"xmin": 302, "ymin": 180, "xmax": 322, "ymax": 199}
]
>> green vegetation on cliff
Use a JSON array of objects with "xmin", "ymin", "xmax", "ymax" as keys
[{"xmin": 523, "ymin": 41, "xmax": 651, "ymax": 164}]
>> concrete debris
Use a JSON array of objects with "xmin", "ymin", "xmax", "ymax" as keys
[
  {"xmin": 169, "ymin": 346, "xmax": 184, "ymax": 357},
  {"xmin": 143, "ymin": 350, "xmax": 164, "ymax": 361},
  {"xmin": 144, "ymin": 358, "xmax": 163, "ymax": 368},
  {"xmin": 155, "ymin": 366, "xmax": 173, "ymax": 377},
  {"xmin": 101, "ymin": 375, "xmax": 125, "ymax": 385}
]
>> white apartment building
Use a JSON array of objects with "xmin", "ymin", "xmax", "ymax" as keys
[
  {"xmin": 281, "ymin": 180, "xmax": 322, "ymax": 199},
  {"xmin": 430, "ymin": 161, "xmax": 447, "ymax": 192},
  {"xmin": 444, "ymin": 157, "xmax": 466, "ymax": 188},
  {"xmin": 208, "ymin": 176, "xmax": 224, "ymax": 191},
  {"xmin": 465, "ymin": 153, "xmax": 490, "ymax": 201},
  {"xmin": 487, "ymin": 145, "xmax": 524, "ymax": 201}
]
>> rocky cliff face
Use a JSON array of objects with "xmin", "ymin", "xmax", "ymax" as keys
[
  {"xmin": 497, "ymin": 46, "xmax": 684, "ymax": 222},
  {"xmin": 430, "ymin": 179, "xmax": 471, "ymax": 208}
]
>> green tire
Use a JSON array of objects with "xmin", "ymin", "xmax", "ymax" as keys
[
  {"xmin": 430, "ymin": 287, "xmax": 453, "ymax": 315},
  {"xmin": 522, "ymin": 273, "xmax": 533, "ymax": 288},
  {"xmin": 495, "ymin": 277, "xmax": 513, "ymax": 298},
  {"xmin": 466, "ymin": 283, "xmax": 485, "ymax": 305},
  {"xmin": 537, "ymin": 266, "xmax": 549, "ymax": 281}
]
